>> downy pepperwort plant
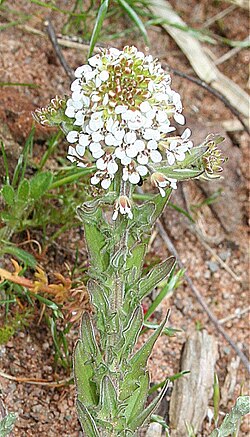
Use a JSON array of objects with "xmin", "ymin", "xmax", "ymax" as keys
[{"xmin": 35, "ymin": 46, "xmax": 225, "ymax": 436}]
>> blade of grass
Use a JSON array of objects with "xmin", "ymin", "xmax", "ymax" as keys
[
  {"xmin": 144, "ymin": 268, "xmax": 184, "ymax": 321},
  {"xmin": 0, "ymin": 82, "xmax": 38, "ymax": 88},
  {"xmin": 88, "ymin": 0, "xmax": 109, "ymax": 57},
  {"xmin": 116, "ymin": 0, "xmax": 148, "ymax": 43},
  {"xmin": 148, "ymin": 371, "xmax": 190, "ymax": 395},
  {"xmin": 0, "ymin": 20, "xmax": 26, "ymax": 31},
  {"xmin": 28, "ymin": 0, "xmax": 73, "ymax": 14},
  {"xmin": 1, "ymin": 246, "xmax": 36, "ymax": 268},
  {"xmin": 1, "ymin": 141, "xmax": 10, "ymax": 184},
  {"xmin": 50, "ymin": 166, "xmax": 95, "ymax": 189},
  {"xmin": 38, "ymin": 131, "xmax": 62, "ymax": 171},
  {"xmin": 12, "ymin": 127, "xmax": 35, "ymax": 187}
]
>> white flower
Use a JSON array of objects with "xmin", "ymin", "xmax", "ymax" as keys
[
  {"xmin": 74, "ymin": 111, "xmax": 85, "ymax": 126},
  {"xmin": 112, "ymin": 195, "xmax": 133, "ymax": 220},
  {"xmin": 64, "ymin": 46, "xmax": 192, "ymax": 191},
  {"xmin": 66, "ymin": 131, "xmax": 79, "ymax": 143},
  {"xmin": 122, "ymin": 163, "xmax": 147, "ymax": 184},
  {"xmin": 143, "ymin": 128, "xmax": 161, "ymax": 141},
  {"xmin": 115, "ymin": 105, "xmax": 128, "ymax": 114},
  {"xmin": 99, "ymin": 70, "xmax": 109, "ymax": 82},
  {"xmin": 165, "ymin": 128, "xmax": 193, "ymax": 165},
  {"xmin": 67, "ymin": 145, "xmax": 86, "ymax": 167},
  {"xmin": 151, "ymin": 172, "xmax": 177, "ymax": 197},
  {"xmin": 174, "ymin": 112, "xmax": 185, "ymax": 125},
  {"xmin": 140, "ymin": 101, "xmax": 151, "ymax": 113}
]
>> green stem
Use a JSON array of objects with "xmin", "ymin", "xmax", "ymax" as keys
[{"xmin": 105, "ymin": 176, "xmax": 131, "ymax": 379}]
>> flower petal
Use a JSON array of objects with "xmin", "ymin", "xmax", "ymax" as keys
[{"xmin": 66, "ymin": 131, "xmax": 78, "ymax": 143}]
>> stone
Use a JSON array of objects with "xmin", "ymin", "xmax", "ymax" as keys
[{"xmin": 145, "ymin": 422, "xmax": 162, "ymax": 437}]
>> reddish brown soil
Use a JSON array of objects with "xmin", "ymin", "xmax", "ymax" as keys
[{"xmin": 0, "ymin": 1, "xmax": 249, "ymax": 436}]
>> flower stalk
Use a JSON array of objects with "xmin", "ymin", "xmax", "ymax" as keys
[{"xmin": 34, "ymin": 45, "xmax": 226, "ymax": 436}]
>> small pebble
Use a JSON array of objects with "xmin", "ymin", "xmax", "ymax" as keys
[
  {"xmin": 204, "ymin": 270, "xmax": 211, "ymax": 279},
  {"xmin": 223, "ymin": 346, "xmax": 231, "ymax": 355},
  {"xmin": 32, "ymin": 404, "xmax": 43, "ymax": 413},
  {"xmin": 219, "ymin": 250, "xmax": 230, "ymax": 261},
  {"xmin": 208, "ymin": 261, "xmax": 219, "ymax": 273}
]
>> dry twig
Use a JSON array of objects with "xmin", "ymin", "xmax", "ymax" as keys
[
  {"xmin": 215, "ymin": 36, "xmax": 250, "ymax": 66},
  {"xmin": 45, "ymin": 19, "xmax": 74, "ymax": 81},
  {"xmin": 0, "ymin": 370, "xmax": 73, "ymax": 388},
  {"xmin": 219, "ymin": 306, "xmax": 250, "ymax": 325}
]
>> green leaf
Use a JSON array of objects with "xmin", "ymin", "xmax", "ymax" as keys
[
  {"xmin": 83, "ymin": 222, "xmax": 109, "ymax": 274},
  {"xmin": 119, "ymin": 306, "xmax": 143, "ymax": 358},
  {"xmin": 153, "ymin": 166, "xmax": 204, "ymax": 180},
  {"xmin": 80, "ymin": 312, "xmax": 102, "ymax": 362},
  {"xmin": 148, "ymin": 371, "xmax": 190, "ymax": 395},
  {"xmin": 88, "ymin": 0, "xmax": 109, "ymax": 57},
  {"xmin": 76, "ymin": 400, "xmax": 100, "ymax": 437},
  {"xmin": 30, "ymin": 293, "xmax": 62, "ymax": 315},
  {"xmin": 88, "ymin": 280, "xmax": 110, "ymax": 339},
  {"xmin": 148, "ymin": 190, "xmax": 172, "ymax": 225},
  {"xmin": 2, "ymin": 245, "xmax": 36, "ymax": 268},
  {"xmin": 125, "ymin": 373, "xmax": 149, "ymax": 424},
  {"xmin": 129, "ymin": 380, "xmax": 169, "ymax": 430},
  {"xmin": 17, "ymin": 178, "xmax": 30, "ymax": 203},
  {"xmin": 29, "ymin": 171, "xmax": 53, "ymax": 200},
  {"xmin": 0, "ymin": 412, "xmax": 18, "ymax": 437},
  {"xmin": 125, "ymin": 243, "xmax": 147, "ymax": 284},
  {"xmin": 50, "ymin": 166, "xmax": 95, "ymax": 189},
  {"xmin": 120, "ymin": 313, "xmax": 169, "ymax": 400},
  {"xmin": 2, "ymin": 185, "xmax": 15, "ymax": 206},
  {"xmin": 74, "ymin": 340, "xmax": 98, "ymax": 406},
  {"xmin": 98, "ymin": 376, "xmax": 118, "ymax": 420},
  {"xmin": 117, "ymin": 0, "xmax": 148, "ymax": 43},
  {"xmin": 151, "ymin": 414, "xmax": 169, "ymax": 431},
  {"xmin": 138, "ymin": 257, "xmax": 175, "ymax": 300},
  {"xmin": 210, "ymin": 396, "xmax": 250, "ymax": 437}
]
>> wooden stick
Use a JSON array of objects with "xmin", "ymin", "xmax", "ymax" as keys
[{"xmin": 45, "ymin": 18, "xmax": 74, "ymax": 81}]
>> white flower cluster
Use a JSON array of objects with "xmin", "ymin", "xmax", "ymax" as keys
[{"xmin": 65, "ymin": 46, "xmax": 193, "ymax": 195}]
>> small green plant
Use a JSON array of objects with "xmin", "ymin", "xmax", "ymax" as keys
[
  {"xmin": 210, "ymin": 396, "xmax": 250, "ymax": 437},
  {"xmin": 36, "ymin": 45, "xmax": 226, "ymax": 436},
  {"xmin": 0, "ymin": 309, "xmax": 32, "ymax": 345},
  {"xmin": 0, "ymin": 412, "xmax": 17, "ymax": 437}
]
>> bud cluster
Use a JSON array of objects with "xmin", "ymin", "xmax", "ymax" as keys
[
  {"xmin": 202, "ymin": 143, "xmax": 226, "ymax": 176},
  {"xmin": 34, "ymin": 96, "xmax": 66, "ymax": 126}
]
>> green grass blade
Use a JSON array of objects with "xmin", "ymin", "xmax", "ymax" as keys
[
  {"xmin": 148, "ymin": 370, "xmax": 190, "ymax": 395},
  {"xmin": 12, "ymin": 127, "xmax": 35, "ymax": 188},
  {"xmin": 1, "ymin": 141, "xmax": 9, "ymax": 184},
  {"xmin": 88, "ymin": 0, "xmax": 109, "ymax": 58},
  {"xmin": 0, "ymin": 82, "xmax": 38, "ymax": 88},
  {"xmin": 28, "ymin": 0, "xmax": 71, "ymax": 14},
  {"xmin": 117, "ymin": 0, "xmax": 148, "ymax": 43},
  {"xmin": 50, "ymin": 166, "xmax": 95, "ymax": 189},
  {"xmin": 1, "ymin": 245, "xmax": 36, "ymax": 268},
  {"xmin": 144, "ymin": 281, "xmax": 172, "ymax": 320}
]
